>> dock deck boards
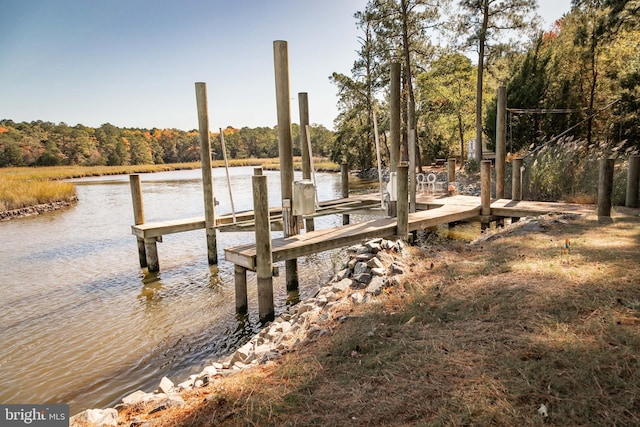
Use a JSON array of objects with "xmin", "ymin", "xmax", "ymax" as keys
[
  {"xmin": 131, "ymin": 195, "xmax": 380, "ymax": 238},
  {"xmin": 224, "ymin": 194, "xmax": 600, "ymax": 271},
  {"xmin": 224, "ymin": 204, "xmax": 481, "ymax": 270}
]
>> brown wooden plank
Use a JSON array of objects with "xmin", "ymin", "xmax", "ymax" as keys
[
  {"xmin": 131, "ymin": 217, "xmax": 206, "ymax": 238},
  {"xmin": 224, "ymin": 204, "xmax": 482, "ymax": 270}
]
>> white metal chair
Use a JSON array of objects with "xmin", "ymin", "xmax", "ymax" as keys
[{"xmin": 416, "ymin": 173, "xmax": 426, "ymax": 193}]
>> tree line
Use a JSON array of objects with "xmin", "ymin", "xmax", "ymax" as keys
[
  {"xmin": 0, "ymin": 120, "xmax": 334, "ymax": 167},
  {"xmin": 330, "ymin": 0, "xmax": 639, "ymax": 171}
]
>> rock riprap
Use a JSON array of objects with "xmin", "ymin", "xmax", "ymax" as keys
[{"xmin": 70, "ymin": 238, "xmax": 408, "ymax": 427}]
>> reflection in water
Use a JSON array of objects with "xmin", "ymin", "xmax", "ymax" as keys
[{"xmin": 0, "ymin": 167, "xmax": 369, "ymax": 414}]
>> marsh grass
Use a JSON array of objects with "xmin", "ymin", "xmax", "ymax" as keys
[
  {"xmin": 125, "ymin": 213, "xmax": 640, "ymax": 426},
  {"xmin": 522, "ymin": 137, "xmax": 638, "ymax": 204},
  {"xmin": 0, "ymin": 157, "xmax": 339, "ymax": 212},
  {"xmin": 0, "ymin": 176, "xmax": 76, "ymax": 211}
]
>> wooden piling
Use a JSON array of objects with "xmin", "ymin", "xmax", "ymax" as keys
[
  {"xmin": 409, "ymin": 129, "xmax": 417, "ymax": 213},
  {"xmin": 496, "ymin": 85, "xmax": 506, "ymax": 199},
  {"xmin": 598, "ymin": 158, "xmax": 615, "ymax": 218},
  {"xmin": 481, "ymin": 160, "xmax": 492, "ymax": 230},
  {"xmin": 195, "ymin": 82, "xmax": 217, "ymax": 265},
  {"xmin": 511, "ymin": 157, "xmax": 523, "ymax": 222},
  {"xmin": 512, "ymin": 158, "xmax": 523, "ymax": 201},
  {"xmin": 253, "ymin": 174, "xmax": 275, "ymax": 322},
  {"xmin": 397, "ymin": 164, "xmax": 409, "ymax": 240},
  {"xmin": 144, "ymin": 238, "xmax": 159, "ymax": 272},
  {"xmin": 129, "ymin": 174, "xmax": 147, "ymax": 268},
  {"xmin": 298, "ymin": 92, "xmax": 315, "ymax": 231},
  {"xmin": 273, "ymin": 40, "xmax": 298, "ymax": 292},
  {"xmin": 626, "ymin": 155, "xmax": 640, "ymax": 208},
  {"xmin": 390, "ymin": 63, "xmax": 401, "ymax": 173},
  {"xmin": 447, "ymin": 158, "xmax": 456, "ymax": 195},
  {"xmin": 234, "ymin": 265, "xmax": 248, "ymax": 314},
  {"xmin": 341, "ymin": 162, "xmax": 350, "ymax": 225}
]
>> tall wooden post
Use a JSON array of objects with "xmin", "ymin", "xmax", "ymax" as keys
[
  {"xmin": 447, "ymin": 158, "xmax": 456, "ymax": 195},
  {"xmin": 598, "ymin": 158, "xmax": 615, "ymax": 218},
  {"xmin": 253, "ymin": 174, "xmax": 275, "ymax": 323},
  {"xmin": 195, "ymin": 82, "xmax": 217, "ymax": 265},
  {"xmin": 496, "ymin": 85, "xmax": 506, "ymax": 199},
  {"xmin": 341, "ymin": 162, "xmax": 350, "ymax": 225},
  {"xmin": 129, "ymin": 174, "xmax": 147, "ymax": 268},
  {"xmin": 626, "ymin": 155, "xmax": 640, "ymax": 208},
  {"xmin": 511, "ymin": 157, "xmax": 523, "ymax": 223},
  {"xmin": 273, "ymin": 40, "xmax": 298, "ymax": 292},
  {"xmin": 409, "ymin": 128, "xmax": 417, "ymax": 212},
  {"xmin": 397, "ymin": 164, "xmax": 409, "ymax": 240},
  {"xmin": 299, "ymin": 92, "xmax": 315, "ymax": 231},
  {"xmin": 512, "ymin": 158, "xmax": 523, "ymax": 201},
  {"xmin": 481, "ymin": 160, "xmax": 492, "ymax": 231},
  {"xmin": 390, "ymin": 63, "xmax": 401, "ymax": 173},
  {"xmin": 234, "ymin": 265, "xmax": 247, "ymax": 315}
]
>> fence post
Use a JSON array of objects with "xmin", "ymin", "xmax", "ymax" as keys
[
  {"xmin": 626, "ymin": 155, "xmax": 640, "ymax": 208},
  {"xmin": 598, "ymin": 158, "xmax": 615, "ymax": 219},
  {"xmin": 397, "ymin": 164, "xmax": 409, "ymax": 240},
  {"xmin": 511, "ymin": 157, "xmax": 523, "ymax": 223},
  {"xmin": 496, "ymin": 85, "xmax": 506, "ymax": 199},
  {"xmin": 481, "ymin": 160, "xmax": 492, "ymax": 231},
  {"xmin": 341, "ymin": 162, "xmax": 350, "ymax": 225}
]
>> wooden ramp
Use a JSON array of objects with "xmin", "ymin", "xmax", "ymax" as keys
[{"xmin": 224, "ymin": 204, "xmax": 481, "ymax": 270}]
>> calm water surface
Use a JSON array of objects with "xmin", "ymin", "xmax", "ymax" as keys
[{"xmin": 0, "ymin": 167, "xmax": 363, "ymax": 413}]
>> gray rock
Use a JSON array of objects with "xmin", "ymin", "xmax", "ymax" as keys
[
  {"xmin": 73, "ymin": 408, "xmax": 118, "ymax": 426},
  {"xmin": 353, "ymin": 273, "xmax": 372, "ymax": 284},
  {"xmin": 365, "ymin": 276, "xmax": 387, "ymax": 296},
  {"xmin": 353, "ymin": 261, "xmax": 369, "ymax": 275},
  {"xmin": 367, "ymin": 257, "xmax": 385, "ymax": 269},
  {"xmin": 122, "ymin": 390, "xmax": 156, "ymax": 405},
  {"xmin": 350, "ymin": 292, "xmax": 364, "ymax": 304},
  {"xmin": 356, "ymin": 253, "xmax": 376, "ymax": 261},
  {"xmin": 371, "ymin": 267, "xmax": 386, "ymax": 276},
  {"xmin": 159, "ymin": 376, "xmax": 174, "ymax": 394},
  {"xmin": 356, "ymin": 245, "xmax": 370, "ymax": 254},
  {"xmin": 332, "ymin": 278, "xmax": 352, "ymax": 292},
  {"xmin": 390, "ymin": 262, "xmax": 404, "ymax": 275},
  {"xmin": 148, "ymin": 395, "xmax": 185, "ymax": 415},
  {"xmin": 334, "ymin": 268, "xmax": 350, "ymax": 281}
]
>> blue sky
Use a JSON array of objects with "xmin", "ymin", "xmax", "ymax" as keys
[{"xmin": 1, "ymin": 0, "xmax": 571, "ymax": 131}]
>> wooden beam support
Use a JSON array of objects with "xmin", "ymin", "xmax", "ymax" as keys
[
  {"xmin": 253, "ymin": 173, "xmax": 274, "ymax": 323},
  {"xmin": 195, "ymin": 82, "xmax": 218, "ymax": 265},
  {"xmin": 129, "ymin": 174, "xmax": 147, "ymax": 268}
]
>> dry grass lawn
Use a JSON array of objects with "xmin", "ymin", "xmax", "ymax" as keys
[{"xmin": 121, "ymin": 212, "xmax": 640, "ymax": 426}]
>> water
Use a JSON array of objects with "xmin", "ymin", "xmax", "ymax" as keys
[{"xmin": 0, "ymin": 167, "xmax": 359, "ymax": 414}]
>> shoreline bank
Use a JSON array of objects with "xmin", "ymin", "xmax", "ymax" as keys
[
  {"xmin": 0, "ymin": 198, "xmax": 78, "ymax": 221},
  {"xmin": 70, "ymin": 237, "xmax": 410, "ymax": 426}
]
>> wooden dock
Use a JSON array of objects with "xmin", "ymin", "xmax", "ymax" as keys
[
  {"xmin": 130, "ymin": 195, "xmax": 381, "ymax": 239},
  {"xmin": 224, "ymin": 203, "xmax": 480, "ymax": 270},
  {"xmin": 225, "ymin": 194, "xmax": 598, "ymax": 271},
  {"xmin": 419, "ymin": 194, "xmax": 596, "ymax": 217}
]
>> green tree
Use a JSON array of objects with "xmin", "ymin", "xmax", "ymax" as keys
[
  {"xmin": 417, "ymin": 53, "xmax": 476, "ymax": 162},
  {"xmin": 455, "ymin": 0, "xmax": 539, "ymax": 162}
]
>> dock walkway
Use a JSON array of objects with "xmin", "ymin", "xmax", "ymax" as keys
[
  {"xmin": 225, "ymin": 195, "xmax": 598, "ymax": 271},
  {"xmin": 224, "ymin": 203, "xmax": 481, "ymax": 270}
]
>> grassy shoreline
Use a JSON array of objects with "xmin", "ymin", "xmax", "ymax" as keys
[
  {"xmin": 0, "ymin": 158, "xmax": 339, "ymax": 214},
  {"xmin": 113, "ymin": 212, "xmax": 640, "ymax": 426}
]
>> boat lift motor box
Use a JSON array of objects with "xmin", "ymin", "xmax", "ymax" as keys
[{"xmin": 292, "ymin": 180, "xmax": 316, "ymax": 216}]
